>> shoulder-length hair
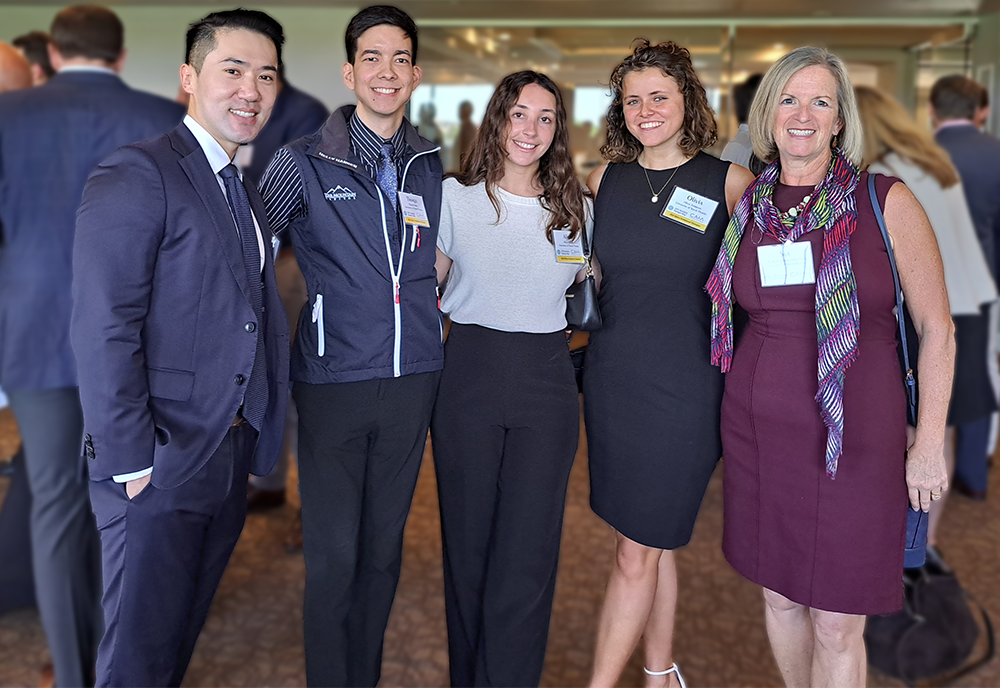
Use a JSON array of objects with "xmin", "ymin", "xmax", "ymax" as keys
[
  {"xmin": 749, "ymin": 46, "xmax": 863, "ymax": 166},
  {"xmin": 600, "ymin": 39, "xmax": 718, "ymax": 163},
  {"xmin": 855, "ymin": 85, "xmax": 959, "ymax": 188},
  {"xmin": 454, "ymin": 70, "xmax": 587, "ymax": 242}
]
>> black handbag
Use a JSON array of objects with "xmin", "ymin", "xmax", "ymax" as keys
[
  {"xmin": 565, "ymin": 222, "xmax": 602, "ymax": 331},
  {"xmin": 865, "ymin": 556, "xmax": 995, "ymax": 686}
]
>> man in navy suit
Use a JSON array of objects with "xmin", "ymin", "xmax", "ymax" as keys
[
  {"xmin": 932, "ymin": 75, "xmax": 1000, "ymax": 502},
  {"xmin": 71, "ymin": 9, "xmax": 289, "ymax": 686},
  {"xmin": 0, "ymin": 6, "xmax": 182, "ymax": 686}
]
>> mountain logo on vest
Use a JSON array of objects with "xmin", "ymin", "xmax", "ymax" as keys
[{"xmin": 324, "ymin": 185, "xmax": 358, "ymax": 202}]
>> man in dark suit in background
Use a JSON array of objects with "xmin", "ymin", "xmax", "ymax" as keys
[
  {"xmin": 932, "ymin": 74, "xmax": 1000, "ymax": 502},
  {"xmin": 0, "ymin": 6, "xmax": 183, "ymax": 686},
  {"xmin": 71, "ymin": 9, "xmax": 289, "ymax": 686}
]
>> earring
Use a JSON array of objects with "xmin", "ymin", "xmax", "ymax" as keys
[{"xmin": 831, "ymin": 133, "xmax": 840, "ymax": 149}]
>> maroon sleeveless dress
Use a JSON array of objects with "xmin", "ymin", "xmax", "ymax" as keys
[{"xmin": 721, "ymin": 172, "xmax": 908, "ymax": 615}]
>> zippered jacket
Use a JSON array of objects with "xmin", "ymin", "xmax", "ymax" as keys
[{"xmin": 281, "ymin": 106, "xmax": 444, "ymax": 383}]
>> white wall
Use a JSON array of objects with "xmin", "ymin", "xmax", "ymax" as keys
[{"xmin": 0, "ymin": 5, "xmax": 358, "ymax": 110}]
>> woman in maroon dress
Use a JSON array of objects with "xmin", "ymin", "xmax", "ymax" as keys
[{"xmin": 706, "ymin": 47, "xmax": 954, "ymax": 687}]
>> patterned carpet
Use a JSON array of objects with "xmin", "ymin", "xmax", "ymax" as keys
[{"xmin": 0, "ymin": 404, "xmax": 996, "ymax": 687}]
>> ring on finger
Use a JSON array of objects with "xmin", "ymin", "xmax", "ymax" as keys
[{"xmin": 931, "ymin": 491, "xmax": 942, "ymax": 500}]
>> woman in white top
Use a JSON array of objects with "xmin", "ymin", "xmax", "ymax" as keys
[
  {"xmin": 856, "ymin": 85, "xmax": 998, "ymax": 552},
  {"xmin": 432, "ymin": 70, "xmax": 592, "ymax": 688}
]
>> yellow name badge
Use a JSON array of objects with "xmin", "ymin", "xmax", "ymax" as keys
[
  {"xmin": 553, "ymin": 229, "xmax": 586, "ymax": 264},
  {"xmin": 397, "ymin": 191, "xmax": 431, "ymax": 227},
  {"xmin": 660, "ymin": 186, "xmax": 719, "ymax": 233}
]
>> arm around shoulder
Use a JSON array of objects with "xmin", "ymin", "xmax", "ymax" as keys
[{"xmin": 71, "ymin": 145, "xmax": 167, "ymax": 480}]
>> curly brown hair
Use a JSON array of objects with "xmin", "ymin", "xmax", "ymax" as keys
[
  {"xmin": 453, "ymin": 70, "xmax": 588, "ymax": 242},
  {"xmin": 601, "ymin": 39, "xmax": 718, "ymax": 163}
]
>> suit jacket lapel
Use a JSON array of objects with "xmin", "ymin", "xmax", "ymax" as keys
[{"xmin": 170, "ymin": 125, "xmax": 254, "ymax": 306}]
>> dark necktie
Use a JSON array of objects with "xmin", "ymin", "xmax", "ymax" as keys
[
  {"xmin": 218, "ymin": 163, "xmax": 267, "ymax": 430},
  {"xmin": 377, "ymin": 142, "xmax": 398, "ymax": 211}
]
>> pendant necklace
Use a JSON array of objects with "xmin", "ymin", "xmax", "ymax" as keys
[{"xmin": 642, "ymin": 163, "xmax": 680, "ymax": 203}]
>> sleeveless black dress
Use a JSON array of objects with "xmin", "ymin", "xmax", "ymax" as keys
[{"xmin": 584, "ymin": 152, "xmax": 731, "ymax": 549}]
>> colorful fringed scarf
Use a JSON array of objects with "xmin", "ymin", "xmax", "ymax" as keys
[{"xmin": 705, "ymin": 150, "xmax": 861, "ymax": 478}]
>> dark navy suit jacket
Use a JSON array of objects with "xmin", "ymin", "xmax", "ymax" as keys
[
  {"xmin": 936, "ymin": 123, "xmax": 1000, "ymax": 278},
  {"xmin": 0, "ymin": 70, "xmax": 183, "ymax": 391},
  {"xmin": 71, "ymin": 124, "xmax": 290, "ymax": 489}
]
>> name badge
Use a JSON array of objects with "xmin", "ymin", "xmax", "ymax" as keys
[
  {"xmin": 661, "ymin": 186, "xmax": 719, "ymax": 233},
  {"xmin": 553, "ymin": 230, "xmax": 586, "ymax": 264},
  {"xmin": 757, "ymin": 241, "xmax": 816, "ymax": 287},
  {"xmin": 397, "ymin": 191, "xmax": 431, "ymax": 227}
]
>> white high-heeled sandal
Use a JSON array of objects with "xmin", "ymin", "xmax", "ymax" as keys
[{"xmin": 643, "ymin": 663, "xmax": 687, "ymax": 688}]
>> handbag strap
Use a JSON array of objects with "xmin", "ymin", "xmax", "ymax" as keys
[{"xmin": 868, "ymin": 172, "xmax": 917, "ymax": 421}]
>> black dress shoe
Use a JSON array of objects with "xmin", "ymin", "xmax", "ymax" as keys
[
  {"xmin": 246, "ymin": 484, "xmax": 286, "ymax": 511},
  {"xmin": 951, "ymin": 475, "xmax": 986, "ymax": 502}
]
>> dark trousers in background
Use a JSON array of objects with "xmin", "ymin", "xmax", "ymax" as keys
[
  {"xmin": 295, "ymin": 371, "xmax": 440, "ymax": 688},
  {"xmin": 7, "ymin": 386, "xmax": 102, "ymax": 687},
  {"xmin": 88, "ymin": 423, "xmax": 256, "ymax": 687},
  {"xmin": 955, "ymin": 416, "xmax": 991, "ymax": 493},
  {"xmin": 431, "ymin": 324, "xmax": 579, "ymax": 687}
]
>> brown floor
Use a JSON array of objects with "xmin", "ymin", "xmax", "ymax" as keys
[{"xmin": 0, "ymin": 404, "xmax": 997, "ymax": 687}]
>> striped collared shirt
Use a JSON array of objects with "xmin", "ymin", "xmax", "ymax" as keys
[
  {"xmin": 259, "ymin": 111, "xmax": 408, "ymax": 237},
  {"xmin": 348, "ymin": 110, "xmax": 407, "ymax": 181}
]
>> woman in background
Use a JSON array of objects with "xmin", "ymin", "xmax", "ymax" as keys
[{"xmin": 856, "ymin": 84, "xmax": 997, "ymax": 556}]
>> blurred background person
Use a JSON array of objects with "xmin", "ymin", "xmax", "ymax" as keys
[
  {"xmin": 721, "ymin": 73, "xmax": 764, "ymax": 174},
  {"xmin": 242, "ymin": 62, "xmax": 327, "ymax": 525},
  {"xmin": 932, "ymin": 74, "xmax": 1000, "ymax": 502},
  {"xmin": 432, "ymin": 70, "xmax": 589, "ymax": 688},
  {"xmin": 0, "ymin": 5, "xmax": 183, "ymax": 686},
  {"xmin": 857, "ymin": 85, "xmax": 998, "ymax": 558},
  {"xmin": 707, "ymin": 47, "xmax": 953, "ymax": 687},
  {"xmin": 584, "ymin": 40, "xmax": 753, "ymax": 688},
  {"xmin": 12, "ymin": 31, "xmax": 54, "ymax": 86},
  {"xmin": 0, "ymin": 42, "xmax": 31, "ymax": 93},
  {"xmin": 454, "ymin": 99, "xmax": 477, "ymax": 171},
  {"xmin": 418, "ymin": 101, "xmax": 442, "ymax": 146}
]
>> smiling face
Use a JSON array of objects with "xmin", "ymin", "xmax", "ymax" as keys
[
  {"xmin": 772, "ymin": 64, "xmax": 842, "ymax": 167},
  {"xmin": 502, "ymin": 82, "xmax": 558, "ymax": 178},
  {"xmin": 621, "ymin": 68, "xmax": 686, "ymax": 156},
  {"xmin": 343, "ymin": 24, "xmax": 421, "ymax": 136},
  {"xmin": 180, "ymin": 28, "xmax": 278, "ymax": 158}
]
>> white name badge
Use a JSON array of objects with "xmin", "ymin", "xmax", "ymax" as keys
[
  {"xmin": 553, "ymin": 230, "xmax": 586, "ymax": 263},
  {"xmin": 661, "ymin": 186, "xmax": 719, "ymax": 233},
  {"xmin": 757, "ymin": 241, "xmax": 816, "ymax": 287},
  {"xmin": 397, "ymin": 191, "xmax": 431, "ymax": 227}
]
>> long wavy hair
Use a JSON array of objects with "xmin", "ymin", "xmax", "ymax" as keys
[
  {"xmin": 454, "ymin": 70, "xmax": 587, "ymax": 242},
  {"xmin": 855, "ymin": 85, "xmax": 959, "ymax": 188},
  {"xmin": 601, "ymin": 39, "xmax": 718, "ymax": 163}
]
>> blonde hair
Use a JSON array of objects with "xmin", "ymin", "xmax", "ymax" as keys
[
  {"xmin": 855, "ymin": 85, "xmax": 959, "ymax": 188},
  {"xmin": 749, "ymin": 46, "xmax": 863, "ymax": 166}
]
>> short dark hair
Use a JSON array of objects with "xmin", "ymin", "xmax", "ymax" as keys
[
  {"xmin": 601, "ymin": 39, "xmax": 718, "ymax": 163},
  {"xmin": 344, "ymin": 5, "xmax": 418, "ymax": 65},
  {"xmin": 733, "ymin": 73, "xmax": 763, "ymax": 124},
  {"xmin": 50, "ymin": 5, "xmax": 123, "ymax": 63},
  {"xmin": 930, "ymin": 75, "xmax": 985, "ymax": 121},
  {"xmin": 185, "ymin": 8, "xmax": 284, "ymax": 73},
  {"xmin": 12, "ymin": 31, "xmax": 54, "ymax": 78}
]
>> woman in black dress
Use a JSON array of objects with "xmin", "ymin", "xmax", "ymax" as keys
[{"xmin": 584, "ymin": 41, "xmax": 754, "ymax": 688}]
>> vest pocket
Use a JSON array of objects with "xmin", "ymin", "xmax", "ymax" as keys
[{"xmin": 311, "ymin": 294, "xmax": 325, "ymax": 357}]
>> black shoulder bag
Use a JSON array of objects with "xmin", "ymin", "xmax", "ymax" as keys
[{"xmin": 564, "ymin": 220, "xmax": 602, "ymax": 331}]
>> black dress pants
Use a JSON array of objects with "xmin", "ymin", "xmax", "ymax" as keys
[
  {"xmin": 295, "ymin": 371, "xmax": 440, "ymax": 688},
  {"xmin": 431, "ymin": 324, "xmax": 579, "ymax": 687}
]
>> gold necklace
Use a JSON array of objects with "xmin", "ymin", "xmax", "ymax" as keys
[{"xmin": 642, "ymin": 164, "xmax": 680, "ymax": 203}]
